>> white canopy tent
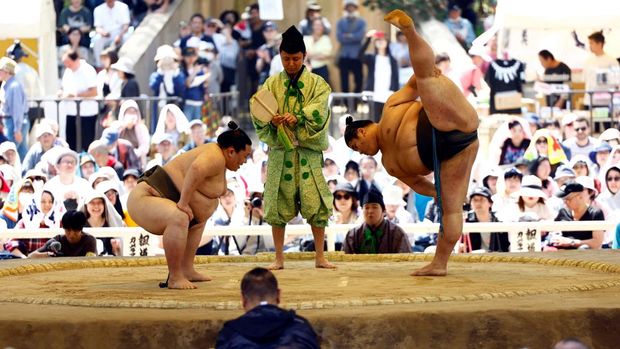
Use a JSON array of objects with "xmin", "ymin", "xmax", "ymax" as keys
[
  {"xmin": 474, "ymin": 0, "xmax": 620, "ymax": 79},
  {"xmin": 0, "ymin": 0, "xmax": 58, "ymax": 95}
]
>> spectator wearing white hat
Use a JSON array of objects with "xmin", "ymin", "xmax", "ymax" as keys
[
  {"xmin": 179, "ymin": 119, "xmax": 208, "ymax": 154},
  {"xmin": 117, "ymin": 100, "xmax": 150, "ymax": 168},
  {"xmin": 598, "ymin": 128, "xmax": 620, "ymax": 147},
  {"xmin": 599, "ymin": 165, "xmax": 620, "ymax": 212},
  {"xmin": 46, "ymin": 148, "xmax": 91, "ymax": 206},
  {"xmin": 152, "ymin": 104, "xmax": 189, "ymax": 149},
  {"xmin": 298, "ymin": 2, "xmax": 331, "ymax": 36},
  {"xmin": 560, "ymin": 113, "xmax": 577, "ymax": 141},
  {"xmin": 79, "ymin": 189, "xmax": 124, "ymax": 255},
  {"xmin": 21, "ymin": 123, "xmax": 58, "ymax": 176},
  {"xmin": 0, "ymin": 141, "xmax": 22, "ymax": 183},
  {"xmin": 382, "ymin": 184, "xmax": 416, "ymax": 225},
  {"xmin": 499, "ymin": 175, "xmax": 553, "ymax": 223},
  {"xmin": 145, "ymin": 133, "xmax": 177, "ymax": 170},
  {"xmin": 111, "ymin": 57, "xmax": 139, "ymax": 98},
  {"xmin": 149, "ymin": 45, "xmax": 185, "ymax": 132},
  {"xmin": 88, "ymin": 139, "xmax": 124, "ymax": 179}
]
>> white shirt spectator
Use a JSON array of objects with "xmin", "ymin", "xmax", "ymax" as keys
[
  {"xmin": 93, "ymin": 1, "xmax": 130, "ymax": 34},
  {"xmin": 563, "ymin": 136, "xmax": 600, "ymax": 161},
  {"xmin": 61, "ymin": 59, "xmax": 98, "ymax": 116},
  {"xmin": 583, "ymin": 53, "xmax": 620, "ymax": 106}
]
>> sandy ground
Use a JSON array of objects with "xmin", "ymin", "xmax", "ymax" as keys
[{"xmin": 0, "ymin": 250, "xmax": 619, "ymax": 348}]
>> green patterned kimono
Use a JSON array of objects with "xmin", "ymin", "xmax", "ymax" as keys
[{"xmin": 251, "ymin": 68, "xmax": 333, "ymax": 227}]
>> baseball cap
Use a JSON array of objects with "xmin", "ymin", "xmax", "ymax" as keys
[
  {"xmin": 122, "ymin": 168, "xmax": 141, "ymax": 180},
  {"xmin": 35, "ymin": 123, "xmax": 55, "ymax": 139},
  {"xmin": 553, "ymin": 165, "xmax": 576, "ymax": 180},
  {"xmin": 555, "ymin": 182, "xmax": 584, "ymax": 198},
  {"xmin": 504, "ymin": 167, "xmax": 523, "ymax": 179},
  {"xmin": 101, "ymin": 127, "xmax": 120, "ymax": 146},
  {"xmin": 469, "ymin": 186, "xmax": 493, "ymax": 202}
]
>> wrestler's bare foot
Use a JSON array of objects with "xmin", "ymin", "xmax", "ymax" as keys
[
  {"xmin": 315, "ymin": 258, "xmax": 336, "ymax": 269},
  {"xmin": 168, "ymin": 277, "xmax": 197, "ymax": 289},
  {"xmin": 267, "ymin": 260, "xmax": 284, "ymax": 270},
  {"xmin": 184, "ymin": 269, "xmax": 212, "ymax": 282},
  {"xmin": 411, "ymin": 262, "xmax": 447, "ymax": 276},
  {"xmin": 384, "ymin": 9, "xmax": 414, "ymax": 30}
]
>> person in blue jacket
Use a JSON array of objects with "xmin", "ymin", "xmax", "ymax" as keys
[{"xmin": 216, "ymin": 267, "xmax": 319, "ymax": 349}]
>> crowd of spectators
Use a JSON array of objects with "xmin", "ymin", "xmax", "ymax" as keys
[{"xmin": 1, "ymin": 1, "xmax": 620, "ymax": 260}]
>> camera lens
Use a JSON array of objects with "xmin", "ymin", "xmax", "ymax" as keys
[{"xmin": 251, "ymin": 197, "xmax": 262, "ymax": 208}]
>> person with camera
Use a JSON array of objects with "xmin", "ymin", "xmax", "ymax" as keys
[
  {"xmin": 181, "ymin": 40, "xmax": 208, "ymax": 121},
  {"xmin": 29, "ymin": 210, "xmax": 97, "ymax": 258}
]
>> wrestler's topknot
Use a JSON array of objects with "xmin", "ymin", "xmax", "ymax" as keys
[
  {"xmin": 228, "ymin": 121, "xmax": 239, "ymax": 130},
  {"xmin": 345, "ymin": 116, "xmax": 353, "ymax": 125},
  {"xmin": 218, "ymin": 121, "xmax": 251, "ymax": 152}
]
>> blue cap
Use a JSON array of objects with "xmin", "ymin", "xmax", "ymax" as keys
[
  {"xmin": 589, "ymin": 142, "xmax": 612, "ymax": 164},
  {"xmin": 101, "ymin": 127, "xmax": 119, "ymax": 146}
]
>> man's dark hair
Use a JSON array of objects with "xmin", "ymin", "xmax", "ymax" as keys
[
  {"xmin": 249, "ymin": 3, "xmax": 259, "ymax": 12},
  {"xmin": 575, "ymin": 117, "xmax": 589, "ymax": 127},
  {"xmin": 538, "ymin": 49, "xmax": 555, "ymax": 60},
  {"xmin": 190, "ymin": 13, "xmax": 205, "ymax": 22},
  {"xmin": 241, "ymin": 267, "xmax": 278, "ymax": 301},
  {"xmin": 101, "ymin": 47, "xmax": 119, "ymax": 65},
  {"xmin": 65, "ymin": 49, "xmax": 80, "ymax": 61},
  {"xmin": 344, "ymin": 116, "xmax": 373, "ymax": 146},
  {"xmin": 588, "ymin": 31, "xmax": 605, "ymax": 44},
  {"xmin": 508, "ymin": 120, "xmax": 521, "ymax": 130},
  {"xmin": 345, "ymin": 160, "xmax": 360, "ymax": 175},
  {"xmin": 217, "ymin": 121, "xmax": 252, "ymax": 152},
  {"xmin": 61, "ymin": 210, "xmax": 87, "ymax": 231}
]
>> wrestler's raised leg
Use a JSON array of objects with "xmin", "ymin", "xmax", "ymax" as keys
[
  {"xmin": 268, "ymin": 226, "xmax": 286, "ymax": 270},
  {"xmin": 384, "ymin": 10, "xmax": 477, "ymax": 133},
  {"xmin": 182, "ymin": 222, "xmax": 212, "ymax": 282},
  {"xmin": 311, "ymin": 225, "xmax": 336, "ymax": 269},
  {"xmin": 412, "ymin": 140, "xmax": 478, "ymax": 276}
]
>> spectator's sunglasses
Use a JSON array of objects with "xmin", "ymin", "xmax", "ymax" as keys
[
  {"xmin": 28, "ymin": 176, "xmax": 46, "ymax": 182},
  {"xmin": 334, "ymin": 193, "xmax": 351, "ymax": 200}
]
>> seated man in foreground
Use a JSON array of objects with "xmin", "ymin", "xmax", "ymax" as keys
[
  {"xmin": 344, "ymin": 191, "xmax": 412, "ymax": 254},
  {"xmin": 216, "ymin": 267, "xmax": 319, "ymax": 349},
  {"xmin": 29, "ymin": 210, "xmax": 97, "ymax": 258},
  {"xmin": 344, "ymin": 10, "xmax": 479, "ymax": 275}
]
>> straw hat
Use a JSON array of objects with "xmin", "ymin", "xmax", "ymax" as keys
[
  {"xmin": 110, "ymin": 56, "xmax": 135, "ymax": 75},
  {"xmin": 512, "ymin": 175, "xmax": 546, "ymax": 198}
]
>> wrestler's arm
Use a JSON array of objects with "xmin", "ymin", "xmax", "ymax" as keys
[
  {"xmin": 384, "ymin": 75, "xmax": 419, "ymax": 108},
  {"xmin": 178, "ymin": 152, "xmax": 225, "ymax": 209},
  {"xmin": 400, "ymin": 175, "xmax": 436, "ymax": 199}
]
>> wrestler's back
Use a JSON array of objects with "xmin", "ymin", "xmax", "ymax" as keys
[
  {"xmin": 164, "ymin": 143, "xmax": 226, "ymax": 220},
  {"xmin": 379, "ymin": 100, "xmax": 431, "ymax": 178}
]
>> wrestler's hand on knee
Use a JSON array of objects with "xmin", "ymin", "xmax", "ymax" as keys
[{"xmin": 177, "ymin": 203, "xmax": 194, "ymax": 221}]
